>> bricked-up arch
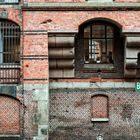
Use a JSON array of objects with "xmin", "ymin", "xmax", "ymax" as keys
[
  {"xmin": 91, "ymin": 95, "xmax": 109, "ymax": 121},
  {"xmin": 0, "ymin": 95, "xmax": 20, "ymax": 134}
]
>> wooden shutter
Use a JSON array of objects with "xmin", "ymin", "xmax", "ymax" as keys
[
  {"xmin": 49, "ymin": 34, "xmax": 75, "ymax": 78},
  {"xmin": 124, "ymin": 35, "xmax": 140, "ymax": 78}
]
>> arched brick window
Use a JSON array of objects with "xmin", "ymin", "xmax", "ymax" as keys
[
  {"xmin": 91, "ymin": 95, "xmax": 109, "ymax": 121},
  {"xmin": 0, "ymin": 95, "xmax": 20, "ymax": 134}
]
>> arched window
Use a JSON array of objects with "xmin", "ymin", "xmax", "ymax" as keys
[
  {"xmin": 81, "ymin": 21, "xmax": 120, "ymax": 65},
  {"xmin": 0, "ymin": 20, "xmax": 20, "ymax": 64}
]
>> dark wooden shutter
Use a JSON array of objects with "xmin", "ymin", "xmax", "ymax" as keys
[{"xmin": 49, "ymin": 34, "xmax": 75, "ymax": 78}]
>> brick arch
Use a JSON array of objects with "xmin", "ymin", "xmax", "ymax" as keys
[
  {"xmin": 79, "ymin": 17, "xmax": 122, "ymax": 29},
  {"xmin": 0, "ymin": 17, "xmax": 20, "ymax": 26},
  {"xmin": 0, "ymin": 18, "xmax": 20, "ymax": 29},
  {"xmin": 0, "ymin": 95, "xmax": 20, "ymax": 134}
]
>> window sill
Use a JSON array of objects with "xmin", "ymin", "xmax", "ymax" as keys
[
  {"xmin": 0, "ymin": 63, "xmax": 20, "ymax": 68},
  {"xmin": 84, "ymin": 63, "xmax": 114, "ymax": 70},
  {"xmin": 91, "ymin": 118, "xmax": 109, "ymax": 122},
  {"xmin": 0, "ymin": 135, "xmax": 20, "ymax": 140}
]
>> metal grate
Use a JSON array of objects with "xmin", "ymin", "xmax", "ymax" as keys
[{"xmin": 0, "ymin": 20, "xmax": 20, "ymax": 84}]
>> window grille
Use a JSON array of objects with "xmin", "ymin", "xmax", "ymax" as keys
[
  {"xmin": 83, "ymin": 23, "xmax": 114, "ymax": 64},
  {"xmin": 0, "ymin": 20, "xmax": 20, "ymax": 84}
]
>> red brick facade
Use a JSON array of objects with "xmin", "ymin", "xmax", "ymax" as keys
[
  {"xmin": 0, "ymin": 96, "xmax": 20, "ymax": 134},
  {"xmin": 23, "ymin": 11, "xmax": 140, "ymax": 31},
  {"xmin": 0, "ymin": 0, "xmax": 140, "ymax": 139}
]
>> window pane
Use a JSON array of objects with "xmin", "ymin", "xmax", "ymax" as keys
[
  {"xmin": 84, "ymin": 39, "xmax": 89, "ymax": 63},
  {"xmin": 84, "ymin": 26, "xmax": 90, "ymax": 38},
  {"xmin": 84, "ymin": 39, "xmax": 106, "ymax": 63},
  {"xmin": 92, "ymin": 25, "xmax": 105, "ymax": 38},
  {"xmin": 93, "ymin": 39, "xmax": 106, "ymax": 63},
  {"xmin": 107, "ymin": 26, "xmax": 113, "ymax": 38},
  {"xmin": 107, "ymin": 39, "xmax": 114, "ymax": 63}
]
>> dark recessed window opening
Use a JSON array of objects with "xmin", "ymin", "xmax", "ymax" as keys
[{"xmin": 138, "ymin": 52, "xmax": 140, "ymax": 62}]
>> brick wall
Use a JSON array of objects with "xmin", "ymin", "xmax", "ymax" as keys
[
  {"xmin": 23, "ymin": 11, "xmax": 140, "ymax": 32},
  {"xmin": 0, "ymin": 96, "xmax": 20, "ymax": 134},
  {"xmin": 22, "ymin": 13, "xmax": 49, "ymax": 139},
  {"xmin": 23, "ymin": 33, "xmax": 48, "ymax": 84},
  {"xmin": 49, "ymin": 88, "xmax": 140, "ymax": 140},
  {"xmin": 0, "ymin": 7, "xmax": 22, "ymax": 136},
  {"xmin": 23, "ymin": 92, "xmax": 38, "ymax": 139}
]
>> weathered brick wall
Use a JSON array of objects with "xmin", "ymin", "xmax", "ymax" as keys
[
  {"xmin": 0, "ymin": 8, "xmax": 22, "ymax": 25},
  {"xmin": 23, "ymin": 91, "xmax": 38, "ymax": 139},
  {"xmin": 23, "ymin": 34, "xmax": 48, "ymax": 84},
  {"xmin": 23, "ymin": 11, "xmax": 140, "ymax": 32},
  {"xmin": 0, "ymin": 6, "xmax": 23, "ymax": 137},
  {"xmin": 49, "ymin": 88, "xmax": 140, "ymax": 140},
  {"xmin": 7, "ymin": 9, "xmax": 22, "ymax": 25},
  {"xmin": 23, "ymin": 10, "xmax": 139, "ymax": 79},
  {"xmin": 22, "ymin": 16, "xmax": 49, "ymax": 139},
  {"xmin": 0, "ymin": 96, "xmax": 20, "ymax": 134}
]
